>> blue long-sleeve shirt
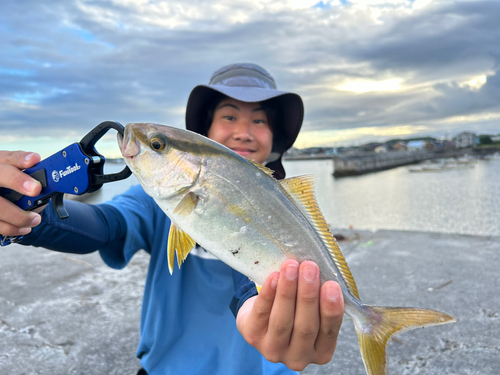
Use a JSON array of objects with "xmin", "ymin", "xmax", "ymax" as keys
[{"xmin": 23, "ymin": 185, "xmax": 296, "ymax": 375}]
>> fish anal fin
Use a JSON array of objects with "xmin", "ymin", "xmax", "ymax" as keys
[
  {"xmin": 167, "ymin": 223, "xmax": 196, "ymax": 274},
  {"xmin": 173, "ymin": 192, "xmax": 199, "ymax": 216},
  {"xmin": 280, "ymin": 175, "xmax": 360, "ymax": 300},
  {"xmin": 248, "ymin": 160, "xmax": 275, "ymax": 177}
]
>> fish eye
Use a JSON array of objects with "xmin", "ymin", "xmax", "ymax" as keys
[{"xmin": 150, "ymin": 136, "xmax": 167, "ymax": 152}]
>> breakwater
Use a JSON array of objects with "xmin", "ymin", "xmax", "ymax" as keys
[
  {"xmin": 284, "ymin": 147, "xmax": 500, "ymax": 177},
  {"xmin": 333, "ymin": 149, "xmax": 478, "ymax": 177},
  {"xmin": 333, "ymin": 151, "xmax": 436, "ymax": 177}
]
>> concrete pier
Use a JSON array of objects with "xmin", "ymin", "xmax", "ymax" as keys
[
  {"xmin": 333, "ymin": 151, "xmax": 433, "ymax": 177},
  {"xmin": 1, "ymin": 229, "xmax": 498, "ymax": 374}
]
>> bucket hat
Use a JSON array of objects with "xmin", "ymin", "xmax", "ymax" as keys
[{"xmin": 185, "ymin": 63, "xmax": 304, "ymax": 179}]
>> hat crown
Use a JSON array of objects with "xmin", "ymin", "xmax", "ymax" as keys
[
  {"xmin": 186, "ymin": 63, "xmax": 304, "ymax": 179},
  {"xmin": 209, "ymin": 63, "xmax": 277, "ymax": 90}
]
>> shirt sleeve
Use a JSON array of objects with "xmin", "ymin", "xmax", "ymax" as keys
[
  {"xmin": 22, "ymin": 185, "xmax": 168, "ymax": 270},
  {"xmin": 97, "ymin": 184, "xmax": 171, "ymax": 269},
  {"xmin": 229, "ymin": 269, "xmax": 258, "ymax": 318},
  {"xmin": 21, "ymin": 198, "xmax": 127, "ymax": 255}
]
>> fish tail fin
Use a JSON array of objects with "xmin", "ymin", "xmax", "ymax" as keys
[{"xmin": 354, "ymin": 305, "xmax": 456, "ymax": 375}]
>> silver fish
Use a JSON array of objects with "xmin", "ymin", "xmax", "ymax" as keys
[{"xmin": 118, "ymin": 122, "xmax": 455, "ymax": 375}]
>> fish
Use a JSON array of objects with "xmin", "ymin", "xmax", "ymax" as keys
[{"xmin": 118, "ymin": 122, "xmax": 456, "ymax": 375}]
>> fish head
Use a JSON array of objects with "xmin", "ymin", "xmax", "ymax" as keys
[{"xmin": 118, "ymin": 123, "xmax": 202, "ymax": 199}]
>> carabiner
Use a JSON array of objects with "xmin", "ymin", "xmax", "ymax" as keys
[{"xmin": 79, "ymin": 121, "xmax": 132, "ymax": 193}]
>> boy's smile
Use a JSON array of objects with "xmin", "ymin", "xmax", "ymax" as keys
[{"xmin": 208, "ymin": 98, "xmax": 273, "ymax": 164}]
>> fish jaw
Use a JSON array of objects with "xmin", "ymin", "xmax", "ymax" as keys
[
  {"xmin": 118, "ymin": 123, "xmax": 202, "ymax": 199},
  {"xmin": 118, "ymin": 125, "xmax": 140, "ymax": 159}
]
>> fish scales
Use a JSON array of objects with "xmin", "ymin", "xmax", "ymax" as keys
[
  {"xmin": 119, "ymin": 123, "xmax": 456, "ymax": 375},
  {"xmin": 160, "ymin": 148, "xmax": 343, "ymax": 289}
]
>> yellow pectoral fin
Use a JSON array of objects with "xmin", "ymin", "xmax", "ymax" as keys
[
  {"xmin": 173, "ymin": 192, "xmax": 199, "ymax": 216},
  {"xmin": 167, "ymin": 224, "xmax": 196, "ymax": 274}
]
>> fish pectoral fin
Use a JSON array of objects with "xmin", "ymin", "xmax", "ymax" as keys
[
  {"xmin": 173, "ymin": 192, "xmax": 199, "ymax": 216},
  {"xmin": 167, "ymin": 223, "xmax": 196, "ymax": 274}
]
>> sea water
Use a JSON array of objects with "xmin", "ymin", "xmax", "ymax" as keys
[
  {"xmin": 96, "ymin": 159, "xmax": 500, "ymax": 237},
  {"xmin": 284, "ymin": 158, "xmax": 500, "ymax": 236}
]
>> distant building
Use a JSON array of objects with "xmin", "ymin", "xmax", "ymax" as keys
[
  {"xmin": 325, "ymin": 148, "xmax": 336, "ymax": 155},
  {"xmin": 374, "ymin": 145, "xmax": 387, "ymax": 153},
  {"xmin": 338, "ymin": 147, "xmax": 360, "ymax": 155},
  {"xmin": 392, "ymin": 142, "xmax": 407, "ymax": 151},
  {"xmin": 302, "ymin": 147, "xmax": 324, "ymax": 155},
  {"xmin": 362, "ymin": 143, "xmax": 384, "ymax": 152},
  {"xmin": 407, "ymin": 140, "xmax": 425, "ymax": 151},
  {"xmin": 491, "ymin": 135, "xmax": 500, "ymax": 142},
  {"xmin": 424, "ymin": 140, "xmax": 436, "ymax": 151},
  {"xmin": 434, "ymin": 139, "xmax": 455, "ymax": 150},
  {"xmin": 454, "ymin": 132, "xmax": 478, "ymax": 148}
]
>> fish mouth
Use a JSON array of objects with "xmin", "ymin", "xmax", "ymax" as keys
[
  {"xmin": 118, "ymin": 125, "xmax": 140, "ymax": 160},
  {"xmin": 117, "ymin": 131, "xmax": 132, "ymax": 159}
]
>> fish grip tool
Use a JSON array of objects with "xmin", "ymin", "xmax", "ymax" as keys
[{"xmin": 0, "ymin": 121, "xmax": 131, "ymax": 246}]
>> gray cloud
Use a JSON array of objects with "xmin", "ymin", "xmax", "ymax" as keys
[{"xmin": 1, "ymin": 0, "xmax": 499, "ymax": 148}]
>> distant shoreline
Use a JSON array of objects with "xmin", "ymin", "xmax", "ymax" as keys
[
  {"xmin": 284, "ymin": 147, "xmax": 500, "ymax": 177},
  {"xmin": 284, "ymin": 146, "xmax": 500, "ymax": 161}
]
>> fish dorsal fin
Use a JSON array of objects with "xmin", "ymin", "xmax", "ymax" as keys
[
  {"xmin": 280, "ymin": 175, "xmax": 360, "ymax": 300},
  {"xmin": 167, "ymin": 223, "xmax": 196, "ymax": 274},
  {"xmin": 248, "ymin": 160, "xmax": 275, "ymax": 177}
]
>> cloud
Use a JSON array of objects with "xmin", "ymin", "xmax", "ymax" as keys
[{"xmin": 0, "ymin": 0, "xmax": 499, "ymax": 153}]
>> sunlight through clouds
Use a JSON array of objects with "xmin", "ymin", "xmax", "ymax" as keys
[
  {"xmin": 459, "ymin": 75, "xmax": 488, "ymax": 91},
  {"xmin": 295, "ymin": 124, "xmax": 430, "ymax": 148},
  {"xmin": 434, "ymin": 111, "xmax": 500, "ymax": 125},
  {"xmin": 413, "ymin": 0, "xmax": 434, "ymax": 10},
  {"xmin": 1, "ymin": 0, "xmax": 499, "ymax": 149},
  {"xmin": 337, "ymin": 78, "xmax": 403, "ymax": 93}
]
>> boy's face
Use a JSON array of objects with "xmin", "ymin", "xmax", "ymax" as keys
[{"xmin": 208, "ymin": 98, "xmax": 273, "ymax": 164}]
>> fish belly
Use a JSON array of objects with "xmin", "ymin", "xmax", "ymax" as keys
[{"xmin": 158, "ymin": 165, "xmax": 342, "ymax": 287}]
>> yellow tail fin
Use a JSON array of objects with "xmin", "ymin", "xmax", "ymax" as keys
[{"xmin": 354, "ymin": 305, "xmax": 456, "ymax": 375}]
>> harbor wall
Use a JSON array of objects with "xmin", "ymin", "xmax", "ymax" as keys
[
  {"xmin": 332, "ymin": 149, "xmax": 472, "ymax": 177},
  {"xmin": 285, "ymin": 147, "xmax": 500, "ymax": 177}
]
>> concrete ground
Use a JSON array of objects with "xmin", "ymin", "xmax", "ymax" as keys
[{"xmin": 0, "ymin": 229, "xmax": 498, "ymax": 375}]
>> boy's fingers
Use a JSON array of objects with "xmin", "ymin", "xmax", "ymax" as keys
[
  {"xmin": 0, "ymin": 152, "xmax": 43, "ymax": 234},
  {"xmin": 0, "ymin": 164, "xmax": 42, "ymax": 196},
  {"xmin": 0, "ymin": 222, "xmax": 32, "ymax": 237},
  {"xmin": 0, "ymin": 151, "xmax": 41, "ymax": 169},
  {"xmin": 266, "ymin": 260, "xmax": 299, "ymax": 348},
  {"xmin": 289, "ymin": 262, "xmax": 321, "ymax": 353},
  {"xmin": 246, "ymin": 272, "xmax": 279, "ymax": 335},
  {"xmin": 0, "ymin": 199, "xmax": 41, "ymax": 233},
  {"xmin": 315, "ymin": 281, "xmax": 344, "ymax": 362},
  {"xmin": 237, "ymin": 272, "xmax": 279, "ymax": 346}
]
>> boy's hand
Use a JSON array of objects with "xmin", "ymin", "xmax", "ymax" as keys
[
  {"xmin": 236, "ymin": 259, "xmax": 344, "ymax": 371},
  {"xmin": 0, "ymin": 151, "xmax": 43, "ymax": 236}
]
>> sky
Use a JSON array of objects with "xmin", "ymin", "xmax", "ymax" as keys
[{"xmin": 1, "ymin": 0, "xmax": 500, "ymax": 158}]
